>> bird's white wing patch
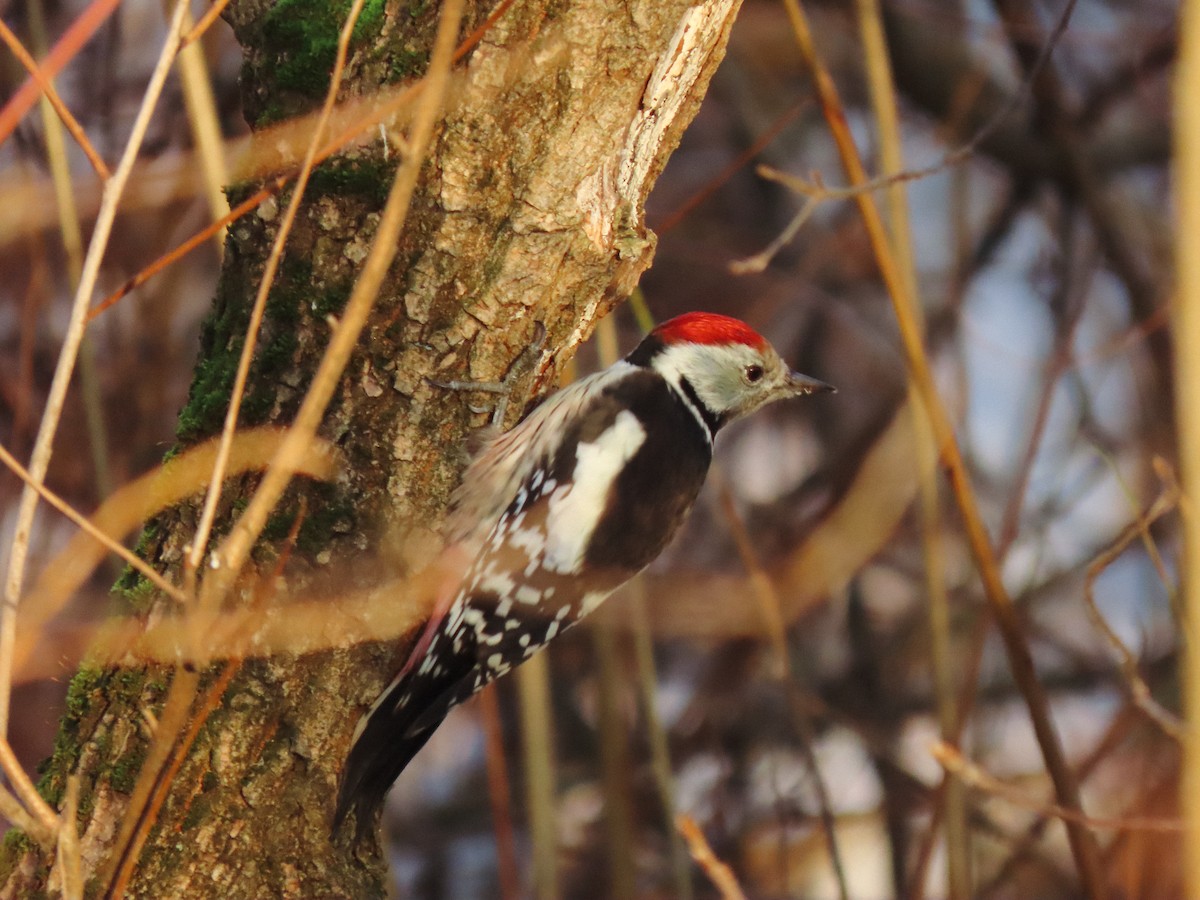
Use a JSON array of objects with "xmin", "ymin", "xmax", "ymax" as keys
[
  {"xmin": 543, "ymin": 409, "xmax": 646, "ymax": 574},
  {"xmin": 447, "ymin": 363, "xmax": 636, "ymax": 543}
]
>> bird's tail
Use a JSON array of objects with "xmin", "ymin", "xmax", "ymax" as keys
[
  {"xmin": 331, "ymin": 682, "xmax": 441, "ymax": 842},
  {"xmin": 332, "ymin": 624, "xmax": 475, "ymax": 841},
  {"xmin": 333, "ymin": 579, "xmax": 470, "ymax": 842}
]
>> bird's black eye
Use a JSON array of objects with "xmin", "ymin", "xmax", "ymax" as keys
[{"xmin": 745, "ymin": 364, "xmax": 764, "ymax": 383}]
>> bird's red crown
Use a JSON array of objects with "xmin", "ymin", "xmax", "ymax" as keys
[{"xmin": 652, "ymin": 312, "xmax": 767, "ymax": 349}]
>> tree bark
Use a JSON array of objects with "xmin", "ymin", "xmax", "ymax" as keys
[{"xmin": 0, "ymin": 0, "xmax": 742, "ymax": 896}]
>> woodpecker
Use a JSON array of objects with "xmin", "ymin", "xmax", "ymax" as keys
[{"xmin": 333, "ymin": 312, "xmax": 832, "ymax": 837}]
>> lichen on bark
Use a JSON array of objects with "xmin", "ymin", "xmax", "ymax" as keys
[{"xmin": 1, "ymin": 0, "xmax": 743, "ymax": 896}]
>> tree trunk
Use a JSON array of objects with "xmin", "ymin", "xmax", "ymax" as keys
[{"xmin": 1, "ymin": 0, "xmax": 741, "ymax": 895}]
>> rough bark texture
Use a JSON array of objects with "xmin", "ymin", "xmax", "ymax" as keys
[{"xmin": 0, "ymin": 1, "xmax": 742, "ymax": 896}]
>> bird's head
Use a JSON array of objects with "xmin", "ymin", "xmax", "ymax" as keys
[{"xmin": 628, "ymin": 312, "xmax": 834, "ymax": 429}]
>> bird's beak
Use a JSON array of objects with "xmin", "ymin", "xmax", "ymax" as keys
[{"xmin": 786, "ymin": 370, "xmax": 836, "ymax": 397}]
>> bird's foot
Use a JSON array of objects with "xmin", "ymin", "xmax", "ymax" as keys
[{"xmin": 428, "ymin": 322, "xmax": 547, "ymax": 425}]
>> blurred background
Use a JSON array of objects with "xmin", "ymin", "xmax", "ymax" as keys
[{"xmin": 0, "ymin": 0, "xmax": 1180, "ymax": 897}]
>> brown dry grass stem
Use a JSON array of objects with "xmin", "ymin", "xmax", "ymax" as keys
[
  {"xmin": 591, "ymin": 315, "xmax": 636, "ymax": 899},
  {"xmin": 593, "ymin": 611, "xmax": 637, "ymax": 899},
  {"xmin": 914, "ymin": 390, "xmax": 971, "ymax": 900},
  {"xmin": 778, "ymin": 0, "xmax": 1106, "ymax": 894},
  {"xmin": 906, "ymin": 242, "xmax": 1090, "ymax": 896},
  {"xmin": 0, "ymin": 18, "xmax": 108, "ymax": 178},
  {"xmin": 183, "ymin": 0, "xmax": 371, "ymax": 602},
  {"xmin": 0, "ymin": 442, "xmax": 186, "ymax": 603},
  {"xmin": 714, "ymin": 477, "xmax": 790, "ymax": 672},
  {"xmin": 853, "ymin": 0, "xmax": 969, "ymax": 892},
  {"xmin": 173, "ymin": 2, "xmax": 231, "ymax": 248},
  {"xmin": 0, "ymin": 737, "xmax": 58, "ymax": 846},
  {"xmin": 0, "ymin": 0, "xmax": 119, "ymax": 171},
  {"xmin": 628, "ymin": 582, "xmax": 694, "ymax": 900},
  {"xmin": 55, "ymin": 775, "xmax": 82, "ymax": 900},
  {"xmin": 676, "ymin": 814, "xmax": 748, "ymax": 900},
  {"xmin": 517, "ymin": 652, "xmax": 559, "ymax": 900},
  {"xmin": 25, "ymin": 0, "xmax": 115, "ymax": 509},
  {"xmin": 478, "ymin": 685, "xmax": 521, "ymax": 900},
  {"xmin": 0, "ymin": 0, "xmax": 192, "ymax": 741},
  {"xmin": 1176, "ymin": 6, "xmax": 1200, "ymax": 897},
  {"xmin": 10, "ymin": 428, "xmax": 337, "ymax": 681},
  {"xmin": 933, "ymin": 742, "xmax": 1183, "ymax": 833}
]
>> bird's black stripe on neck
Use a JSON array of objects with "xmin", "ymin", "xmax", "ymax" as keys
[{"xmin": 676, "ymin": 376, "xmax": 721, "ymax": 441}]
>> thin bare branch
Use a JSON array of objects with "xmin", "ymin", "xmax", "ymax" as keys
[
  {"xmin": 677, "ymin": 815, "xmax": 748, "ymax": 900},
  {"xmin": 1083, "ymin": 489, "xmax": 1186, "ymax": 741},
  {"xmin": 933, "ymin": 742, "xmax": 1183, "ymax": 832},
  {"xmin": 733, "ymin": 0, "xmax": 1080, "ymax": 271}
]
